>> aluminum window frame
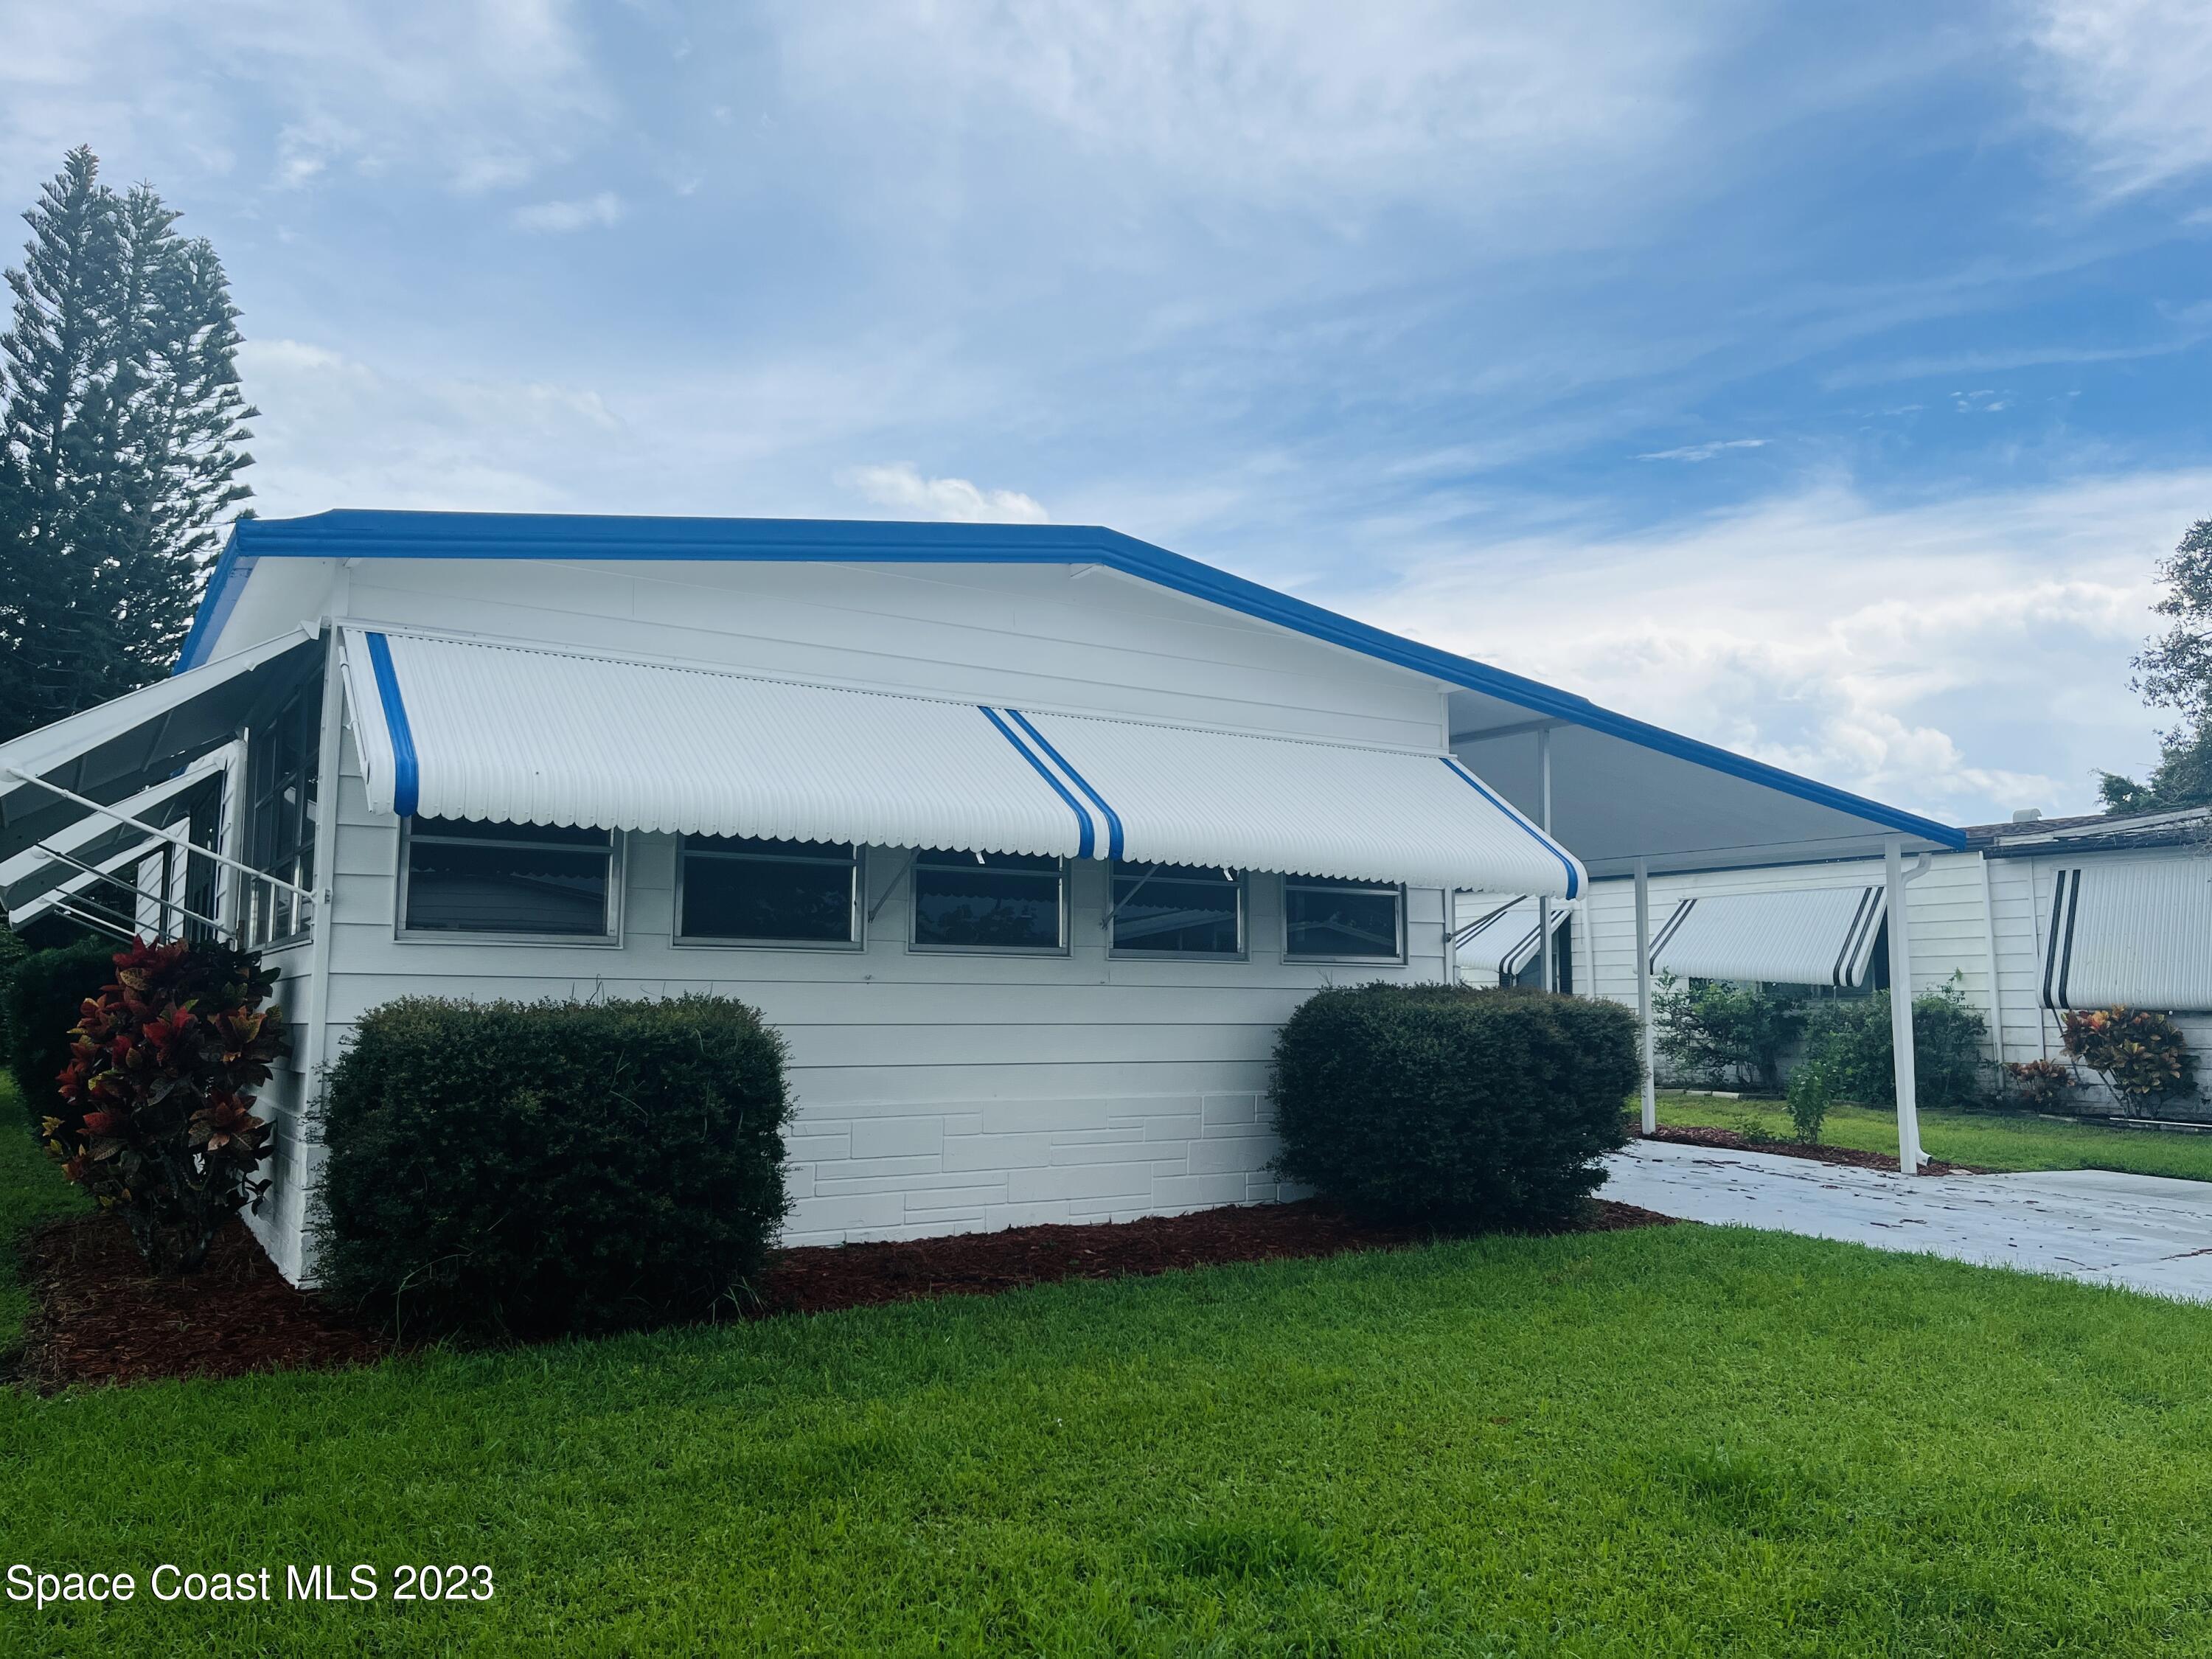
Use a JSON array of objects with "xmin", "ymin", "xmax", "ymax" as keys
[
  {"xmin": 673, "ymin": 835, "xmax": 865, "ymax": 952},
  {"xmin": 1106, "ymin": 860, "xmax": 1248, "ymax": 961},
  {"xmin": 244, "ymin": 686, "xmax": 320, "ymax": 950},
  {"xmin": 906, "ymin": 847, "xmax": 1071, "ymax": 957},
  {"xmin": 1281, "ymin": 874, "xmax": 1408, "ymax": 965},
  {"xmin": 395, "ymin": 816, "xmax": 625, "ymax": 947}
]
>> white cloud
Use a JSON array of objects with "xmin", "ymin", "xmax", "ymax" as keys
[
  {"xmin": 1352, "ymin": 469, "xmax": 2212, "ymax": 822},
  {"xmin": 2025, "ymin": 0, "xmax": 2212, "ymax": 196},
  {"xmin": 773, "ymin": 0, "xmax": 1720, "ymax": 225},
  {"xmin": 0, "ymin": 0, "xmax": 609, "ymax": 202},
  {"xmin": 510, "ymin": 191, "xmax": 623, "ymax": 232},
  {"xmin": 1636, "ymin": 438, "xmax": 1767, "ymax": 462},
  {"xmin": 234, "ymin": 338, "xmax": 625, "ymax": 513},
  {"xmin": 841, "ymin": 463, "xmax": 1049, "ymax": 524}
]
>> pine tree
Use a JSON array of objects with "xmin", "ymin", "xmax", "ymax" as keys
[{"xmin": 0, "ymin": 147, "xmax": 255, "ymax": 741}]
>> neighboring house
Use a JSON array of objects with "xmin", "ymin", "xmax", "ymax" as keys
[
  {"xmin": 0, "ymin": 510, "xmax": 1964, "ymax": 1280},
  {"xmin": 1576, "ymin": 806, "xmax": 2212, "ymax": 1119}
]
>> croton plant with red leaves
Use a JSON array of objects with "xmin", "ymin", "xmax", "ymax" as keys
[
  {"xmin": 2061, "ymin": 1005, "xmax": 2199, "ymax": 1106},
  {"xmin": 44, "ymin": 938, "xmax": 287, "ymax": 1274}
]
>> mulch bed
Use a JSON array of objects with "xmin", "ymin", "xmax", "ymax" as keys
[
  {"xmin": 1640, "ymin": 1122, "xmax": 1979, "ymax": 1176},
  {"xmin": 754, "ymin": 1197, "xmax": 1674, "ymax": 1316},
  {"xmin": 13, "ymin": 1197, "xmax": 1678, "ymax": 1391},
  {"xmin": 15, "ymin": 1213, "xmax": 387, "ymax": 1392}
]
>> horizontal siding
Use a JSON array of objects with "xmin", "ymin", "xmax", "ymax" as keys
[
  {"xmin": 334, "ymin": 557, "xmax": 1445, "ymax": 749},
  {"xmin": 1587, "ymin": 849, "xmax": 2212, "ymax": 1119},
  {"xmin": 254, "ymin": 725, "xmax": 1448, "ymax": 1276}
]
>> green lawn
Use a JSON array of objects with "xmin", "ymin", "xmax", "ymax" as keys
[
  {"xmin": 0, "ymin": 1076, "xmax": 88, "ymax": 1352},
  {"xmin": 3, "ymin": 1095, "xmax": 2212, "ymax": 1652},
  {"xmin": 1656, "ymin": 1091, "xmax": 2212, "ymax": 1183}
]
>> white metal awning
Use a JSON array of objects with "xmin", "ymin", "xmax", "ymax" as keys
[
  {"xmin": 342, "ymin": 627, "xmax": 1584, "ymax": 894},
  {"xmin": 1648, "ymin": 885, "xmax": 1887, "ymax": 988},
  {"xmin": 1453, "ymin": 895, "xmax": 1571, "ymax": 979},
  {"xmin": 2043, "ymin": 860, "xmax": 2212, "ymax": 1011},
  {"xmin": 0, "ymin": 746, "xmax": 231, "ymax": 917},
  {"xmin": 0, "ymin": 630, "xmax": 316, "ymax": 865}
]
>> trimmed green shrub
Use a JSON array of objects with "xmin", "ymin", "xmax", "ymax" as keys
[
  {"xmin": 5, "ymin": 936, "xmax": 119, "ymax": 1127},
  {"xmin": 1269, "ymin": 983, "xmax": 1638, "ymax": 1231},
  {"xmin": 1801, "ymin": 978, "xmax": 1991, "ymax": 1110},
  {"xmin": 316, "ymin": 994, "xmax": 793, "ymax": 1338}
]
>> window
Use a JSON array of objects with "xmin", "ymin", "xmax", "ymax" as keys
[
  {"xmin": 403, "ymin": 818, "xmax": 617, "ymax": 939},
  {"xmin": 1284, "ymin": 874, "xmax": 1405, "ymax": 962},
  {"xmin": 247, "ymin": 684, "xmax": 319, "ymax": 945},
  {"xmin": 1110, "ymin": 863, "xmax": 1243, "ymax": 956},
  {"xmin": 679, "ymin": 836, "xmax": 859, "ymax": 946},
  {"xmin": 911, "ymin": 849, "xmax": 1065, "ymax": 952}
]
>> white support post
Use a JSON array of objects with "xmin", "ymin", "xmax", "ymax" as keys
[
  {"xmin": 1635, "ymin": 857, "xmax": 1656, "ymax": 1134},
  {"xmin": 1537, "ymin": 727, "xmax": 1555, "ymax": 992},
  {"xmin": 295, "ymin": 628, "xmax": 348, "ymax": 1114},
  {"xmin": 1885, "ymin": 834, "xmax": 1926, "ymax": 1172},
  {"xmin": 1977, "ymin": 850, "xmax": 2006, "ymax": 1070}
]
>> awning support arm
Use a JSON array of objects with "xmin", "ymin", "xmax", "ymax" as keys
[
  {"xmin": 27, "ymin": 842, "xmax": 232, "ymax": 941},
  {"xmin": 2, "ymin": 766, "xmax": 314, "ymax": 902},
  {"xmin": 46, "ymin": 899, "xmax": 137, "ymax": 943}
]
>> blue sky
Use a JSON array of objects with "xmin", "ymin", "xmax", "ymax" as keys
[{"xmin": 5, "ymin": 1, "xmax": 2210, "ymax": 824}]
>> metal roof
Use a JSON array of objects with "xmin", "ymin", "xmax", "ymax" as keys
[
  {"xmin": 1967, "ymin": 806, "xmax": 2212, "ymax": 860},
  {"xmin": 177, "ymin": 510, "xmax": 1966, "ymax": 871},
  {"xmin": 1648, "ymin": 885, "xmax": 1888, "ymax": 989},
  {"xmin": 342, "ymin": 627, "xmax": 1584, "ymax": 894}
]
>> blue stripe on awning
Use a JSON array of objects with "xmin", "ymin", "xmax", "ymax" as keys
[
  {"xmin": 364, "ymin": 633, "xmax": 421, "ymax": 818},
  {"xmin": 1005, "ymin": 708, "xmax": 1125, "ymax": 860},
  {"xmin": 1440, "ymin": 757, "xmax": 1579, "ymax": 898},
  {"xmin": 978, "ymin": 706, "xmax": 1093, "ymax": 858}
]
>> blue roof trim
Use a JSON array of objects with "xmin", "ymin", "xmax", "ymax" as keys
[
  {"xmin": 364, "ymin": 632, "xmax": 420, "ymax": 819},
  {"xmin": 979, "ymin": 706, "xmax": 1093, "ymax": 858},
  {"xmin": 1442, "ymin": 757, "xmax": 1581, "ymax": 899},
  {"xmin": 1005, "ymin": 708, "xmax": 1125, "ymax": 860},
  {"xmin": 177, "ymin": 509, "xmax": 1966, "ymax": 849},
  {"xmin": 173, "ymin": 543, "xmax": 255, "ymax": 674}
]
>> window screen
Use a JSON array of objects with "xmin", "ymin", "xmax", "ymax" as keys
[
  {"xmin": 1110, "ymin": 863, "xmax": 1242, "ymax": 956},
  {"xmin": 247, "ymin": 684, "xmax": 319, "ymax": 945},
  {"xmin": 681, "ymin": 836, "xmax": 858, "ymax": 945},
  {"xmin": 403, "ymin": 818, "xmax": 616, "ymax": 937},
  {"xmin": 1284, "ymin": 875, "xmax": 1404, "ymax": 961},
  {"xmin": 911, "ymin": 849, "xmax": 1064, "ymax": 951}
]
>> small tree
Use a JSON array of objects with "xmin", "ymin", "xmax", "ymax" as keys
[
  {"xmin": 1651, "ymin": 973, "xmax": 1806, "ymax": 1093},
  {"xmin": 45, "ymin": 937, "xmax": 284, "ymax": 1273}
]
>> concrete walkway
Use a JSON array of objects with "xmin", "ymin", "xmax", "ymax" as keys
[{"xmin": 1601, "ymin": 1138, "xmax": 2212, "ymax": 1304}]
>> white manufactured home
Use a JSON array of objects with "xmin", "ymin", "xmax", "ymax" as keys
[
  {"xmin": 1569, "ymin": 807, "xmax": 2212, "ymax": 1119},
  {"xmin": 0, "ymin": 510, "xmax": 1967, "ymax": 1280}
]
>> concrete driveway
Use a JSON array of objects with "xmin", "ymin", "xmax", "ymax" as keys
[{"xmin": 1601, "ymin": 1138, "xmax": 2212, "ymax": 1304}]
